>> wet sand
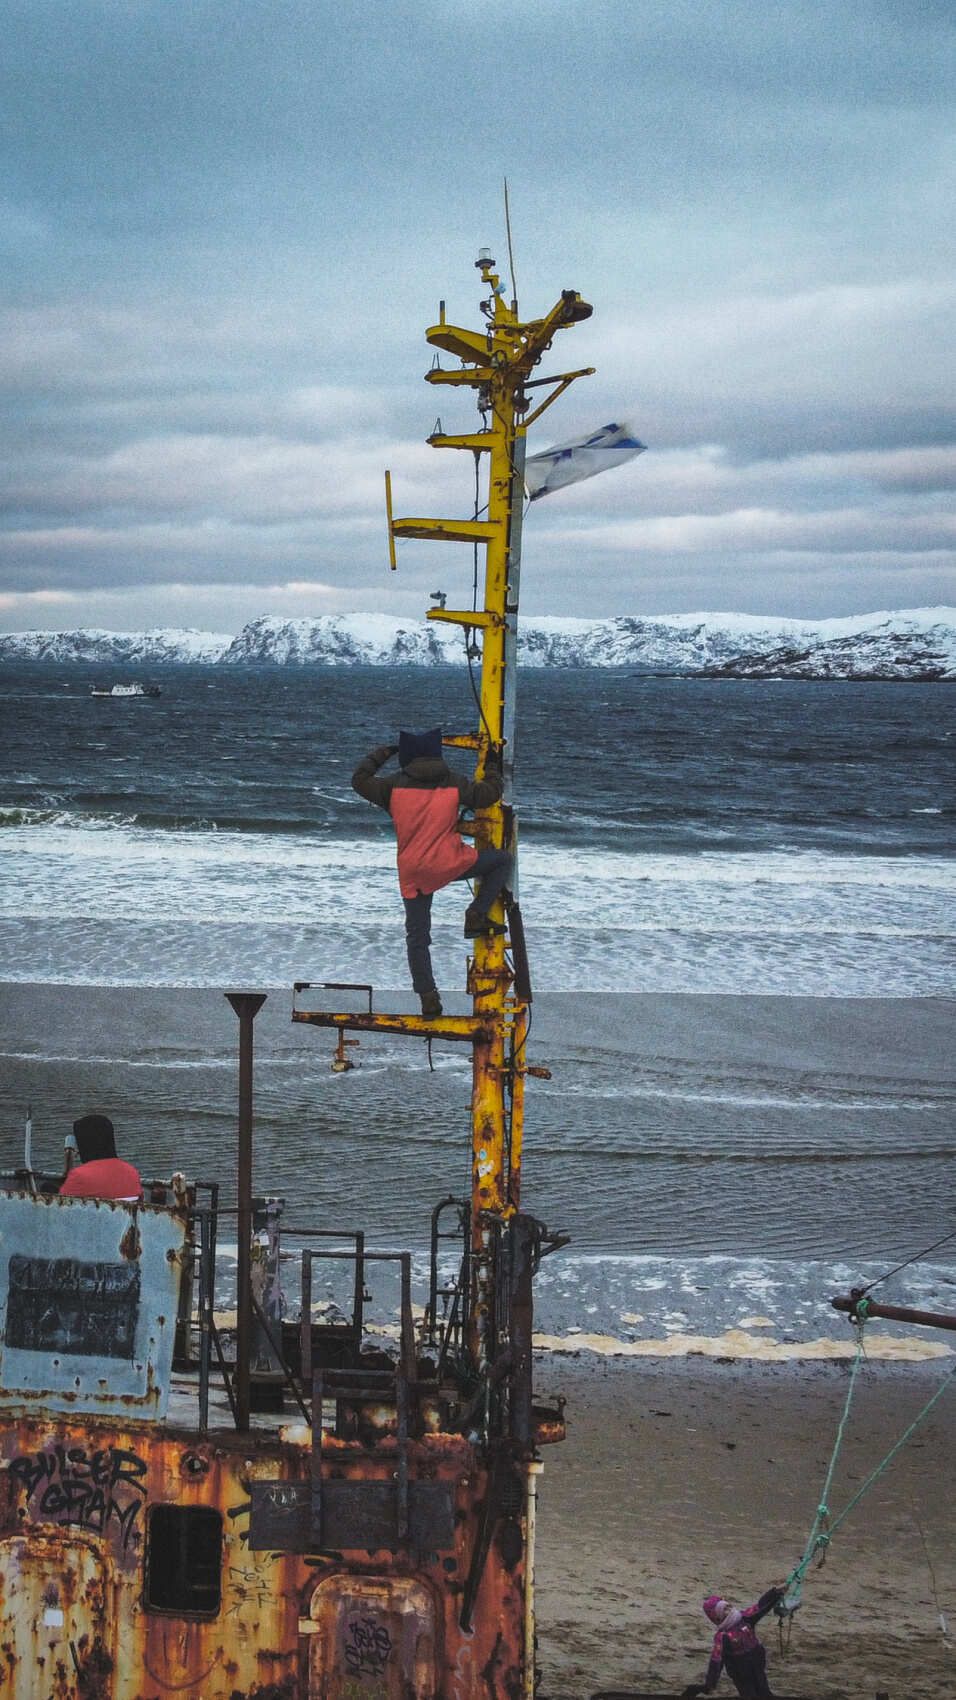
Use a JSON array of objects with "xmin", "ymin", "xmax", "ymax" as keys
[{"xmin": 533, "ymin": 1354, "xmax": 956, "ymax": 1700}]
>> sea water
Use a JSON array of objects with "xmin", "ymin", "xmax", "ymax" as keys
[{"xmin": 1, "ymin": 663, "xmax": 954, "ymax": 1351}]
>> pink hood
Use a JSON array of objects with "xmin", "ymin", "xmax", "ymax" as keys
[{"xmin": 703, "ymin": 1596, "xmax": 743, "ymax": 1630}]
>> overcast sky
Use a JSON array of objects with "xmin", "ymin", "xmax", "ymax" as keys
[{"xmin": 1, "ymin": 0, "xmax": 954, "ymax": 633}]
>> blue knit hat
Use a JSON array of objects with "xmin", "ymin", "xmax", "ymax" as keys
[{"xmin": 398, "ymin": 727, "xmax": 443, "ymax": 768}]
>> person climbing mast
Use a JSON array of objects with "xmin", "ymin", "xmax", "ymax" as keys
[{"xmin": 351, "ymin": 726, "xmax": 512, "ymax": 1017}]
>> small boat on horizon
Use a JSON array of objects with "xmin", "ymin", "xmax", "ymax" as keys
[{"xmin": 90, "ymin": 681, "xmax": 161, "ymax": 698}]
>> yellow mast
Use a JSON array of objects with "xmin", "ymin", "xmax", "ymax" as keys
[
  {"xmin": 388, "ymin": 249, "xmax": 593, "ymax": 1362},
  {"xmin": 296, "ymin": 245, "xmax": 592, "ymax": 1381}
]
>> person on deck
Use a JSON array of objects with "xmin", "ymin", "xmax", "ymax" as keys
[
  {"xmin": 352, "ymin": 727, "xmax": 512, "ymax": 1019},
  {"xmin": 59, "ymin": 1113, "xmax": 143, "ymax": 1201},
  {"xmin": 682, "ymin": 1586, "xmax": 786, "ymax": 1699}
]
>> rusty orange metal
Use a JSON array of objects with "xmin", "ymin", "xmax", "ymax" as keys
[{"xmin": 0, "ymin": 1411, "xmax": 544, "ymax": 1698}]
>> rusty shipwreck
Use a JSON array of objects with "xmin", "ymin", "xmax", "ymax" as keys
[{"xmin": 0, "ymin": 248, "xmax": 595, "ymax": 1699}]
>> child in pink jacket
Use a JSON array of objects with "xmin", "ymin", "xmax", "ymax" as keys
[{"xmin": 683, "ymin": 1585, "xmax": 785, "ymax": 1698}]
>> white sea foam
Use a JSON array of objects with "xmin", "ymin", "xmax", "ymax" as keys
[
  {"xmin": 2, "ymin": 822, "xmax": 952, "ymax": 992},
  {"xmin": 528, "ymin": 1251, "xmax": 956, "ymax": 1348},
  {"xmin": 208, "ymin": 1241, "xmax": 956, "ymax": 1356}
]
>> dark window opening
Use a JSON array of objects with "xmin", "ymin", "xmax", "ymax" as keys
[
  {"xmin": 145, "ymin": 1506, "xmax": 222, "ymax": 1616},
  {"xmin": 7, "ymin": 1256, "xmax": 139, "ymax": 1359}
]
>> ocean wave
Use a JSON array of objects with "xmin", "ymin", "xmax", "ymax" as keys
[
  {"xmin": 3, "ymin": 798, "xmax": 953, "ymax": 851},
  {"xmin": 530, "ymin": 1328, "xmax": 952, "ymax": 1361},
  {"xmin": 0, "ymin": 915, "xmax": 952, "ymax": 995},
  {"xmin": 1, "ymin": 824, "xmax": 953, "ymax": 994},
  {"xmin": 528, "ymin": 1250, "xmax": 956, "ymax": 1343},
  {"xmin": 3, "ymin": 821, "xmax": 954, "ymax": 892},
  {"xmin": 0, "ymin": 804, "xmax": 372, "ymax": 835}
]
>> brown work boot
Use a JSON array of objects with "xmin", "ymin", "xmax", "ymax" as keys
[
  {"xmin": 419, "ymin": 989, "xmax": 443, "ymax": 1018},
  {"xmin": 463, "ymin": 905, "xmax": 506, "ymax": 939}
]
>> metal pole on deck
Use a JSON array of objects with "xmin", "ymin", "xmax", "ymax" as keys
[{"xmin": 226, "ymin": 992, "xmax": 267, "ymax": 1429}]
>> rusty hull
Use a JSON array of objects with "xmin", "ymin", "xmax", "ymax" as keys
[{"xmin": 0, "ymin": 1411, "xmax": 534, "ymax": 1699}]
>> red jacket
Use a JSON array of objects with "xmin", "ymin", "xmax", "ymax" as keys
[
  {"xmin": 60, "ymin": 1158, "xmax": 143, "ymax": 1201},
  {"xmin": 352, "ymin": 747, "xmax": 501, "ymax": 899}
]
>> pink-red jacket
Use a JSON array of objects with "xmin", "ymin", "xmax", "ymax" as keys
[
  {"xmin": 60, "ymin": 1158, "xmax": 143, "ymax": 1201},
  {"xmin": 352, "ymin": 747, "xmax": 501, "ymax": 899},
  {"xmin": 701, "ymin": 1588, "xmax": 784, "ymax": 1693}
]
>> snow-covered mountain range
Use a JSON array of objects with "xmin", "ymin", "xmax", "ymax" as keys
[
  {"xmin": 1, "ymin": 608, "xmax": 954, "ymax": 678},
  {"xmin": 0, "ymin": 626, "xmax": 230, "ymax": 665}
]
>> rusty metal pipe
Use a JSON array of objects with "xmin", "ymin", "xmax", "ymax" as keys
[
  {"xmin": 399, "ymin": 1252, "xmax": 416, "ymax": 1388},
  {"xmin": 523, "ymin": 1460, "xmax": 543, "ymax": 1700},
  {"xmin": 396, "ymin": 1368, "xmax": 409, "ymax": 1547},
  {"xmin": 301, "ymin": 1248, "xmax": 313, "ymax": 1392},
  {"xmin": 353, "ymin": 1229, "xmax": 366, "ymax": 1341},
  {"xmin": 196, "ymin": 1206, "xmax": 212, "ymax": 1432},
  {"xmin": 832, "ymin": 1293, "xmax": 956, "ymax": 1332},
  {"xmin": 226, "ymin": 991, "xmax": 267, "ymax": 1430}
]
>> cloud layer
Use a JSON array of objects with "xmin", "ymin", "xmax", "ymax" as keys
[{"xmin": 1, "ymin": 1, "xmax": 954, "ymax": 630}]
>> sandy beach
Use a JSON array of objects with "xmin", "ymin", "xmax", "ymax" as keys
[{"xmin": 533, "ymin": 1353, "xmax": 956, "ymax": 1700}]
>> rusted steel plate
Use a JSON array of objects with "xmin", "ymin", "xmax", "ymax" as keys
[
  {"xmin": 0, "ymin": 1194, "xmax": 186, "ymax": 1419},
  {"xmin": 250, "ymin": 1478, "xmax": 455, "ymax": 1553},
  {"xmin": 0, "ymin": 1411, "xmax": 531, "ymax": 1697}
]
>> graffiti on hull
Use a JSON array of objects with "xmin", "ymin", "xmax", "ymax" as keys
[{"xmin": 9, "ymin": 1443, "xmax": 147, "ymax": 1548}]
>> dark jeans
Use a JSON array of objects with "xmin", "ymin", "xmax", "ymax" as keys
[{"xmin": 402, "ymin": 848, "xmax": 512, "ymax": 994}]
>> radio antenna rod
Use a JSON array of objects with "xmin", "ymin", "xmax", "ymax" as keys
[{"xmin": 504, "ymin": 177, "xmax": 518, "ymax": 311}]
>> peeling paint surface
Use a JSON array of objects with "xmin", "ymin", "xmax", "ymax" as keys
[
  {"xmin": 0, "ymin": 1194, "xmax": 185, "ymax": 1418},
  {"xmin": 0, "ymin": 1414, "xmax": 531, "ymax": 1698}
]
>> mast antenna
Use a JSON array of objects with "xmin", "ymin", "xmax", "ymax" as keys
[{"xmin": 504, "ymin": 177, "xmax": 518, "ymax": 311}]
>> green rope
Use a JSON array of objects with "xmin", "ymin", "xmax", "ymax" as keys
[
  {"xmin": 822, "ymin": 1360, "xmax": 956, "ymax": 1541},
  {"xmin": 784, "ymin": 1318, "xmax": 867, "ymax": 1605},
  {"xmin": 783, "ymin": 1309, "xmax": 956, "ymax": 1610}
]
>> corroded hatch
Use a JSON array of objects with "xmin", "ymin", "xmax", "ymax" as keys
[{"xmin": 303, "ymin": 1573, "xmax": 437, "ymax": 1700}]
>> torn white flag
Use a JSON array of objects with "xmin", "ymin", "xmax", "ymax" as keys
[{"xmin": 525, "ymin": 421, "xmax": 646, "ymax": 501}]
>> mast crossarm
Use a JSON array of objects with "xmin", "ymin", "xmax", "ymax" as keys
[
  {"xmin": 426, "ymin": 324, "xmax": 493, "ymax": 364},
  {"xmin": 524, "ymin": 369, "xmax": 594, "ymax": 428},
  {"xmin": 391, "ymin": 517, "xmax": 497, "ymax": 544},
  {"xmin": 425, "ymin": 367, "xmax": 494, "ymax": 387},
  {"xmin": 523, "ymin": 366, "xmax": 596, "ymax": 391},
  {"xmin": 494, "ymin": 291, "xmax": 594, "ymax": 382},
  {"xmin": 426, "ymin": 609, "xmax": 503, "ymax": 630},
  {"xmin": 427, "ymin": 431, "xmax": 494, "ymax": 451},
  {"xmin": 292, "ymin": 1009, "xmax": 495, "ymax": 1045}
]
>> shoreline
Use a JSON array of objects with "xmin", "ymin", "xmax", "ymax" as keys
[{"xmin": 532, "ymin": 1328, "xmax": 953, "ymax": 1363}]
